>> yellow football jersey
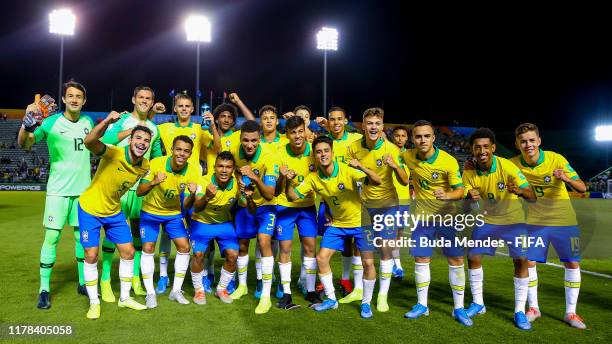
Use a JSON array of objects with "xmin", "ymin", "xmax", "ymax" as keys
[
  {"xmin": 260, "ymin": 131, "xmax": 289, "ymax": 150},
  {"xmin": 277, "ymin": 143, "xmax": 316, "ymax": 208},
  {"xmin": 140, "ymin": 156, "xmax": 201, "ymax": 216},
  {"xmin": 205, "ymin": 130, "xmax": 241, "ymax": 176},
  {"xmin": 295, "ymin": 162, "xmax": 367, "ymax": 228},
  {"xmin": 510, "ymin": 149, "xmax": 579, "ymax": 226},
  {"xmin": 80, "ymin": 145, "xmax": 149, "ymax": 217},
  {"xmin": 394, "ymin": 147, "xmax": 412, "ymax": 205},
  {"xmin": 329, "ymin": 131, "xmax": 362, "ymax": 164},
  {"xmin": 402, "ymin": 147, "xmax": 464, "ymax": 215},
  {"xmin": 348, "ymin": 137, "xmax": 405, "ymax": 208},
  {"xmin": 190, "ymin": 175, "xmax": 240, "ymax": 224},
  {"xmin": 231, "ymin": 144, "xmax": 279, "ymax": 207},
  {"xmin": 463, "ymin": 156, "xmax": 529, "ymax": 225},
  {"xmin": 158, "ymin": 121, "xmax": 211, "ymax": 168}
]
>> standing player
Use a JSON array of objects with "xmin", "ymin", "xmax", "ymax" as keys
[
  {"xmin": 510, "ymin": 123, "xmax": 587, "ymax": 329},
  {"xmin": 18, "ymin": 82, "xmax": 93, "ymax": 308},
  {"xmin": 285, "ymin": 136, "xmax": 382, "ymax": 317},
  {"xmin": 275, "ymin": 116, "xmax": 319, "ymax": 308},
  {"xmin": 156, "ymin": 93, "xmax": 220, "ymax": 294},
  {"xmin": 228, "ymin": 120, "xmax": 279, "ymax": 314},
  {"xmin": 391, "ymin": 126, "xmax": 412, "ymax": 279},
  {"xmin": 259, "ymin": 105, "xmax": 289, "ymax": 147},
  {"xmin": 315, "ymin": 107, "xmax": 363, "ymax": 296},
  {"xmin": 346, "ymin": 108, "xmax": 409, "ymax": 314},
  {"xmin": 402, "ymin": 120, "xmax": 471, "ymax": 326},
  {"xmin": 98, "ymin": 86, "xmax": 164, "ymax": 301},
  {"xmin": 136, "ymin": 135, "xmax": 201, "ymax": 308},
  {"xmin": 189, "ymin": 151, "xmax": 255, "ymax": 304},
  {"xmin": 78, "ymin": 113, "xmax": 152, "ymax": 319},
  {"xmin": 462, "ymin": 128, "xmax": 536, "ymax": 330}
]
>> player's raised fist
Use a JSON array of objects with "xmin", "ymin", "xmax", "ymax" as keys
[
  {"xmin": 433, "ymin": 188, "xmax": 449, "ymax": 200},
  {"xmin": 152, "ymin": 102, "xmax": 166, "ymax": 114},
  {"xmin": 314, "ymin": 117, "xmax": 328, "ymax": 127},
  {"xmin": 348, "ymin": 159, "xmax": 362, "ymax": 170},
  {"xmin": 152, "ymin": 172, "xmax": 167, "ymax": 185},
  {"xmin": 240, "ymin": 165, "xmax": 257, "ymax": 179},
  {"xmin": 468, "ymin": 188, "xmax": 481, "ymax": 200},
  {"xmin": 286, "ymin": 169, "xmax": 297, "ymax": 180},
  {"xmin": 228, "ymin": 93, "xmax": 241, "ymax": 104},
  {"xmin": 506, "ymin": 178, "xmax": 522, "ymax": 196},
  {"xmin": 282, "ymin": 112, "xmax": 295, "ymax": 120},
  {"xmin": 553, "ymin": 168, "xmax": 570, "ymax": 182},
  {"xmin": 383, "ymin": 154, "xmax": 398, "ymax": 169},
  {"xmin": 187, "ymin": 182, "xmax": 197, "ymax": 194},
  {"xmin": 206, "ymin": 183, "xmax": 218, "ymax": 198},
  {"xmin": 105, "ymin": 111, "xmax": 122, "ymax": 123}
]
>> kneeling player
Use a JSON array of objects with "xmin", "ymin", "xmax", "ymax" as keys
[
  {"xmin": 286, "ymin": 136, "xmax": 382, "ymax": 318},
  {"xmin": 136, "ymin": 135, "xmax": 201, "ymax": 307},
  {"xmin": 276, "ymin": 116, "xmax": 319, "ymax": 309},
  {"xmin": 463, "ymin": 128, "xmax": 536, "ymax": 330},
  {"xmin": 78, "ymin": 113, "xmax": 151, "ymax": 319},
  {"xmin": 189, "ymin": 151, "xmax": 255, "ymax": 304},
  {"xmin": 511, "ymin": 123, "xmax": 588, "ymax": 329}
]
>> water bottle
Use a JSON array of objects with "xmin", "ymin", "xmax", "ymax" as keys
[
  {"xmin": 202, "ymin": 117, "xmax": 212, "ymax": 129},
  {"xmin": 242, "ymin": 175, "xmax": 251, "ymax": 187}
]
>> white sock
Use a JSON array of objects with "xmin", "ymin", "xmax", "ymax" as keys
[
  {"xmin": 449, "ymin": 265, "xmax": 465, "ymax": 310},
  {"xmin": 217, "ymin": 267, "xmax": 234, "ymax": 291},
  {"xmin": 514, "ymin": 277, "xmax": 529, "ymax": 313},
  {"xmin": 304, "ymin": 257, "xmax": 317, "ymax": 292},
  {"xmin": 342, "ymin": 255, "xmax": 352, "ymax": 280},
  {"xmin": 379, "ymin": 259, "xmax": 393, "ymax": 295},
  {"xmin": 392, "ymin": 248, "xmax": 402, "ymax": 270},
  {"xmin": 119, "ymin": 258, "xmax": 134, "ymax": 301},
  {"xmin": 141, "ymin": 252, "xmax": 156, "ymax": 295},
  {"xmin": 319, "ymin": 272, "xmax": 336, "ymax": 300},
  {"xmin": 469, "ymin": 267, "xmax": 484, "ymax": 305},
  {"xmin": 527, "ymin": 266, "xmax": 539, "ymax": 309},
  {"xmin": 191, "ymin": 270, "xmax": 203, "ymax": 291},
  {"xmin": 84, "ymin": 261, "xmax": 99, "ymax": 304},
  {"xmin": 415, "ymin": 262, "xmax": 430, "ymax": 307},
  {"xmin": 299, "ymin": 260, "xmax": 307, "ymax": 283},
  {"xmin": 159, "ymin": 233, "xmax": 171, "ymax": 278},
  {"xmin": 362, "ymin": 279, "xmax": 375, "ymax": 304},
  {"xmin": 255, "ymin": 246, "xmax": 263, "ymax": 281},
  {"xmin": 352, "ymin": 256, "xmax": 363, "ymax": 290},
  {"xmin": 172, "ymin": 252, "xmax": 190, "ymax": 293},
  {"xmin": 261, "ymin": 256, "xmax": 274, "ymax": 298},
  {"xmin": 237, "ymin": 255, "xmax": 249, "ymax": 286},
  {"xmin": 564, "ymin": 268, "xmax": 581, "ymax": 314},
  {"xmin": 279, "ymin": 261, "xmax": 292, "ymax": 294}
]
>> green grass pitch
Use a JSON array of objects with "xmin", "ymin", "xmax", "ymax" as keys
[{"xmin": 0, "ymin": 192, "xmax": 611, "ymax": 343}]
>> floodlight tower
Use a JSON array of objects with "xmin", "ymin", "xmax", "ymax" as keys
[
  {"xmin": 185, "ymin": 15, "xmax": 211, "ymax": 115},
  {"xmin": 49, "ymin": 9, "xmax": 76, "ymax": 111},
  {"xmin": 317, "ymin": 27, "xmax": 338, "ymax": 117}
]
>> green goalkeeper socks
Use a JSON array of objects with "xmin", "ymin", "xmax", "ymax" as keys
[
  {"xmin": 133, "ymin": 237, "xmax": 142, "ymax": 277},
  {"xmin": 39, "ymin": 228, "xmax": 61, "ymax": 293},
  {"xmin": 73, "ymin": 228, "xmax": 85, "ymax": 285},
  {"xmin": 101, "ymin": 237, "xmax": 116, "ymax": 282}
]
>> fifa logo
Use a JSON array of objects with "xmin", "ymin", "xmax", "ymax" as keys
[
  {"xmin": 82, "ymin": 230, "xmax": 89, "ymax": 242},
  {"xmin": 432, "ymin": 172, "xmax": 439, "ymax": 180},
  {"xmin": 338, "ymin": 183, "xmax": 345, "ymax": 191}
]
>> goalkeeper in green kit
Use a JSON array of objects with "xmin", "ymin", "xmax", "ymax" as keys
[{"xmin": 17, "ymin": 82, "xmax": 95, "ymax": 309}]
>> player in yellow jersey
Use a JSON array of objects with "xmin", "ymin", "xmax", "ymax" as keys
[
  {"xmin": 275, "ymin": 116, "xmax": 319, "ymax": 309},
  {"xmin": 227, "ymin": 120, "xmax": 279, "ymax": 314},
  {"xmin": 77, "ymin": 112, "xmax": 152, "ymax": 319},
  {"xmin": 462, "ymin": 128, "xmax": 536, "ymax": 330},
  {"xmin": 282, "ymin": 105, "xmax": 316, "ymax": 143},
  {"xmin": 285, "ymin": 135, "xmax": 382, "ymax": 318},
  {"xmin": 510, "ymin": 123, "xmax": 587, "ymax": 329},
  {"xmin": 402, "ymin": 120, "xmax": 469, "ymax": 325},
  {"xmin": 156, "ymin": 93, "xmax": 220, "ymax": 294},
  {"xmin": 208, "ymin": 92, "xmax": 257, "ymax": 160},
  {"xmin": 136, "ymin": 135, "xmax": 201, "ymax": 308},
  {"xmin": 315, "ymin": 106, "xmax": 363, "ymax": 296},
  {"xmin": 259, "ymin": 105, "xmax": 289, "ymax": 148},
  {"xmin": 188, "ymin": 151, "xmax": 255, "ymax": 304},
  {"xmin": 344, "ymin": 108, "xmax": 409, "ymax": 314},
  {"xmin": 391, "ymin": 126, "xmax": 412, "ymax": 280}
]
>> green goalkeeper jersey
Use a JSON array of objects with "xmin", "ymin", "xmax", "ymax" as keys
[
  {"xmin": 101, "ymin": 112, "xmax": 162, "ymax": 190},
  {"xmin": 33, "ymin": 113, "xmax": 94, "ymax": 196}
]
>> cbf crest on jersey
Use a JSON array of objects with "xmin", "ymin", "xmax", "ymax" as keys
[
  {"xmin": 309, "ymin": 164, "xmax": 315, "ymax": 172},
  {"xmin": 253, "ymin": 169, "xmax": 260, "ymax": 176},
  {"xmin": 229, "ymin": 197, "xmax": 236, "ymax": 204},
  {"xmin": 190, "ymin": 133, "xmax": 196, "ymax": 140},
  {"xmin": 180, "ymin": 183, "xmax": 186, "ymax": 190},
  {"xmin": 376, "ymin": 159, "xmax": 383, "ymax": 167},
  {"xmin": 497, "ymin": 181, "xmax": 505, "ymax": 190},
  {"xmin": 432, "ymin": 171, "xmax": 439, "ymax": 180},
  {"xmin": 338, "ymin": 182, "xmax": 345, "ymax": 191},
  {"xmin": 84, "ymin": 127, "xmax": 90, "ymax": 135},
  {"xmin": 544, "ymin": 175, "xmax": 552, "ymax": 184}
]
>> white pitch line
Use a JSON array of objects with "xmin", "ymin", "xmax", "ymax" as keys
[{"xmin": 495, "ymin": 252, "xmax": 612, "ymax": 279}]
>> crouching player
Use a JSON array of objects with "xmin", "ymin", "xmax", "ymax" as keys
[
  {"xmin": 285, "ymin": 136, "xmax": 382, "ymax": 317},
  {"xmin": 78, "ymin": 112, "xmax": 151, "ymax": 319},
  {"xmin": 136, "ymin": 135, "xmax": 201, "ymax": 308},
  {"xmin": 189, "ymin": 151, "xmax": 256, "ymax": 304},
  {"xmin": 462, "ymin": 128, "xmax": 536, "ymax": 330}
]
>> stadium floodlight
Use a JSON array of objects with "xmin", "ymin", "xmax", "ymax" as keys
[
  {"xmin": 185, "ymin": 15, "xmax": 211, "ymax": 115},
  {"xmin": 595, "ymin": 125, "xmax": 612, "ymax": 142},
  {"xmin": 316, "ymin": 27, "xmax": 339, "ymax": 117},
  {"xmin": 49, "ymin": 9, "xmax": 76, "ymax": 112},
  {"xmin": 49, "ymin": 9, "xmax": 75, "ymax": 36}
]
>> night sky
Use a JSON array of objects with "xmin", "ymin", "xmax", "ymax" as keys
[{"xmin": 2, "ymin": 1, "xmax": 612, "ymax": 175}]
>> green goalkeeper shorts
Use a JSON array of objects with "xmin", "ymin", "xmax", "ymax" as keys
[
  {"xmin": 43, "ymin": 195, "xmax": 80, "ymax": 229},
  {"xmin": 121, "ymin": 189, "xmax": 143, "ymax": 220}
]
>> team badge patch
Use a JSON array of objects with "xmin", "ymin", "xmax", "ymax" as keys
[
  {"xmin": 180, "ymin": 183, "xmax": 186, "ymax": 190},
  {"xmin": 544, "ymin": 176, "xmax": 552, "ymax": 183},
  {"xmin": 276, "ymin": 225, "xmax": 283, "ymax": 235},
  {"xmin": 338, "ymin": 183, "xmax": 345, "ymax": 190},
  {"xmin": 48, "ymin": 216, "xmax": 54, "ymax": 222},
  {"xmin": 82, "ymin": 230, "xmax": 89, "ymax": 242},
  {"xmin": 190, "ymin": 133, "xmax": 196, "ymax": 139},
  {"xmin": 376, "ymin": 159, "xmax": 383, "ymax": 167},
  {"xmin": 84, "ymin": 128, "xmax": 90, "ymax": 135},
  {"xmin": 140, "ymin": 227, "xmax": 145, "ymax": 238},
  {"xmin": 229, "ymin": 197, "xmax": 236, "ymax": 204},
  {"xmin": 309, "ymin": 164, "xmax": 315, "ymax": 172},
  {"xmin": 253, "ymin": 169, "xmax": 260, "ymax": 176},
  {"xmin": 225, "ymin": 141, "xmax": 231, "ymax": 147},
  {"xmin": 497, "ymin": 182, "xmax": 505, "ymax": 190},
  {"xmin": 432, "ymin": 172, "xmax": 439, "ymax": 180}
]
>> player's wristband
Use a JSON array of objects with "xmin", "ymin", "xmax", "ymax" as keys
[{"xmin": 23, "ymin": 122, "xmax": 39, "ymax": 133}]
